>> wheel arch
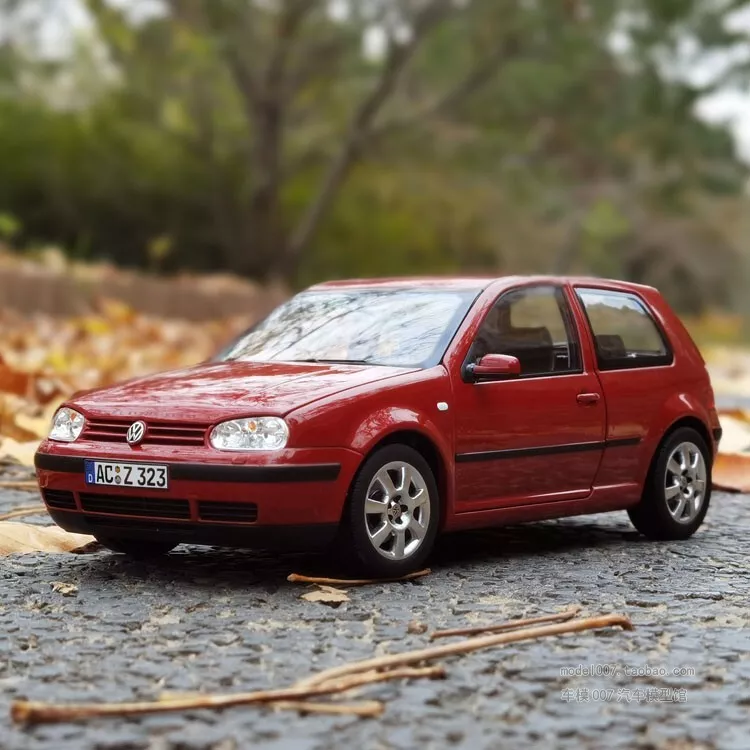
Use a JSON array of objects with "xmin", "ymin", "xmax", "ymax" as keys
[
  {"xmin": 637, "ymin": 391, "xmax": 717, "ymax": 487},
  {"xmin": 659, "ymin": 416, "xmax": 714, "ymax": 460},
  {"xmin": 350, "ymin": 429, "xmax": 452, "ymax": 530},
  {"xmin": 642, "ymin": 415, "xmax": 714, "ymax": 492},
  {"xmin": 629, "ymin": 414, "xmax": 713, "ymax": 539}
]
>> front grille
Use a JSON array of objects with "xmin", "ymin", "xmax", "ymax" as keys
[
  {"xmin": 79, "ymin": 493, "xmax": 191, "ymax": 520},
  {"xmin": 43, "ymin": 489, "xmax": 76, "ymax": 510},
  {"xmin": 83, "ymin": 419, "xmax": 208, "ymax": 446},
  {"xmin": 198, "ymin": 501, "xmax": 258, "ymax": 524}
]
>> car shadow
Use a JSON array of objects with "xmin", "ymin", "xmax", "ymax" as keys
[
  {"xmin": 72, "ymin": 515, "xmax": 647, "ymax": 590},
  {"xmin": 433, "ymin": 516, "xmax": 642, "ymax": 567}
]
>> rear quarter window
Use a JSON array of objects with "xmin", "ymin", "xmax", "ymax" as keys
[{"xmin": 576, "ymin": 288, "xmax": 673, "ymax": 370}]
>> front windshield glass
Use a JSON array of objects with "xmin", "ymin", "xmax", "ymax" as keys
[{"xmin": 219, "ymin": 288, "xmax": 478, "ymax": 368}]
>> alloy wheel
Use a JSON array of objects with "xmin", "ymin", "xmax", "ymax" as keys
[
  {"xmin": 664, "ymin": 441, "xmax": 707, "ymax": 524},
  {"xmin": 363, "ymin": 460, "xmax": 431, "ymax": 560}
]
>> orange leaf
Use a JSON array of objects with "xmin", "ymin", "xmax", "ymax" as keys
[
  {"xmin": 713, "ymin": 453, "xmax": 750, "ymax": 493},
  {"xmin": 0, "ymin": 522, "xmax": 95, "ymax": 555},
  {"xmin": 0, "ymin": 360, "xmax": 33, "ymax": 398}
]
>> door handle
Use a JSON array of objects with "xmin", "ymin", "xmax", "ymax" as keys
[{"xmin": 577, "ymin": 392, "xmax": 601, "ymax": 405}]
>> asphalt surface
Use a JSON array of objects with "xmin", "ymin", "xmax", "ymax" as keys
[{"xmin": 1, "ymin": 485, "xmax": 749, "ymax": 750}]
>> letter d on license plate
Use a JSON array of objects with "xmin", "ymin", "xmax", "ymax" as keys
[{"xmin": 84, "ymin": 460, "xmax": 169, "ymax": 489}]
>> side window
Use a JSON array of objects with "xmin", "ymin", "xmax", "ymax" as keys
[
  {"xmin": 576, "ymin": 289, "xmax": 672, "ymax": 370},
  {"xmin": 468, "ymin": 286, "xmax": 581, "ymax": 376}
]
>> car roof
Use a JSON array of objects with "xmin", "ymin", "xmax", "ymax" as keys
[
  {"xmin": 308, "ymin": 275, "xmax": 658, "ymax": 295},
  {"xmin": 308, "ymin": 277, "xmax": 494, "ymax": 292}
]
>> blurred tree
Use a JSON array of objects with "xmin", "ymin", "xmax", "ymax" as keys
[
  {"xmin": 124, "ymin": 0, "xmax": 533, "ymax": 278},
  {"xmin": 0, "ymin": 0, "xmax": 748, "ymax": 314}
]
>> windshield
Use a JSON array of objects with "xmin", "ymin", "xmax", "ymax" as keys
[{"xmin": 218, "ymin": 288, "xmax": 478, "ymax": 368}]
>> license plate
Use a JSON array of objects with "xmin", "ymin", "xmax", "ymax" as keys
[{"xmin": 84, "ymin": 460, "xmax": 169, "ymax": 490}]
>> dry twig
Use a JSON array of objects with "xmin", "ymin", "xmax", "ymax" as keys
[
  {"xmin": 287, "ymin": 569, "xmax": 430, "ymax": 586},
  {"xmin": 298, "ymin": 614, "xmax": 633, "ymax": 688},
  {"xmin": 11, "ymin": 612, "xmax": 633, "ymax": 726},
  {"xmin": 430, "ymin": 607, "xmax": 581, "ymax": 640},
  {"xmin": 0, "ymin": 505, "xmax": 46, "ymax": 522},
  {"xmin": 0, "ymin": 481, "xmax": 38, "ymax": 491},
  {"xmin": 11, "ymin": 666, "xmax": 445, "ymax": 725},
  {"xmin": 270, "ymin": 700, "xmax": 383, "ymax": 717}
]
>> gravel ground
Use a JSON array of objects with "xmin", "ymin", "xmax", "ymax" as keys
[{"xmin": 1, "ymin": 486, "xmax": 749, "ymax": 750}]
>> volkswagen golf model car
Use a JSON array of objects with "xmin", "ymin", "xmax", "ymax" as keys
[{"xmin": 36, "ymin": 276, "xmax": 722, "ymax": 576}]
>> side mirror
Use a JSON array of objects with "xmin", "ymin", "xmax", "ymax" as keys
[{"xmin": 466, "ymin": 353, "xmax": 521, "ymax": 382}]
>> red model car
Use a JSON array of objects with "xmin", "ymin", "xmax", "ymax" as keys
[{"xmin": 36, "ymin": 276, "xmax": 721, "ymax": 576}]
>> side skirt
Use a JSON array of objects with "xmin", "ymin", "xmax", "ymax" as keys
[{"xmin": 445, "ymin": 482, "xmax": 641, "ymax": 532}]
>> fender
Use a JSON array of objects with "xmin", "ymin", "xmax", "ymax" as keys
[
  {"xmin": 638, "ymin": 390, "xmax": 714, "ymax": 481},
  {"xmin": 349, "ymin": 406, "xmax": 456, "ymax": 526},
  {"xmin": 350, "ymin": 406, "xmax": 451, "ymax": 458}
]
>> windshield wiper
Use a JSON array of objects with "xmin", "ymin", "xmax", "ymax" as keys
[{"xmin": 293, "ymin": 358, "xmax": 374, "ymax": 365}]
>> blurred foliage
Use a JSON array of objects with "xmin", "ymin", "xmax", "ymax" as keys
[
  {"xmin": 0, "ymin": 0, "xmax": 749, "ymax": 312},
  {"xmin": 0, "ymin": 294, "xmax": 255, "ymax": 461},
  {"xmin": 684, "ymin": 311, "xmax": 748, "ymax": 346},
  {"xmin": 0, "ymin": 212, "xmax": 21, "ymax": 240}
]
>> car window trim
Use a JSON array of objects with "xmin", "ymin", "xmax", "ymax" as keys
[
  {"xmin": 461, "ymin": 283, "xmax": 584, "ymax": 380},
  {"xmin": 574, "ymin": 286, "xmax": 674, "ymax": 371}
]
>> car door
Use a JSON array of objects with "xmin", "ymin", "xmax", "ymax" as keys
[
  {"xmin": 573, "ymin": 286, "xmax": 677, "ymax": 487},
  {"xmin": 452, "ymin": 284, "xmax": 606, "ymax": 511}
]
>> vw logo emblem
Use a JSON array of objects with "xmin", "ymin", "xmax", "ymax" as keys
[{"xmin": 126, "ymin": 421, "xmax": 147, "ymax": 446}]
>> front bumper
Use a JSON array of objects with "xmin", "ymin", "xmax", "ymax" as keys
[{"xmin": 35, "ymin": 442, "xmax": 363, "ymax": 550}]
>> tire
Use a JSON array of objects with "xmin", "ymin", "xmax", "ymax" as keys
[
  {"xmin": 95, "ymin": 536, "xmax": 178, "ymax": 558},
  {"xmin": 337, "ymin": 444, "xmax": 441, "ymax": 577},
  {"xmin": 628, "ymin": 427, "xmax": 712, "ymax": 541}
]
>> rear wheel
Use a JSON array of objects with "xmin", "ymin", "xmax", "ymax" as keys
[
  {"xmin": 95, "ymin": 536, "xmax": 178, "ymax": 558},
  {"xmin": 628, "ymin": 427, "xmax": 711, "ymax": 540},
  {"xmin": 338, "ymin": 444, "xmax": 440, "ymax": 577}
]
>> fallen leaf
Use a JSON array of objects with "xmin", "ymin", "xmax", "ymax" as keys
[
  {"xmin": 0, "ymin": 522, "xmax": 95, "ymax": 555},
  {"xmin": 716, "ymin": 412, "xmax": 750, "ymax": 454},
  {"xmin": 51, "ymin": 582, "xmax": 78, "ymax": 596},
  {"xmin": 0, "ymin": 312, "xmax": 253, "ymax": 428},
  {"xmin": 287, "ymin": 569, "xmax": 431, "ymax": 586},
  {"xmin": 713, "ymin": 453, "xmax": 750, "ymax": 493},
  {"xmin": 15, "ymin": 413, "xmax": 52, "ymax": 439},
  {"xmin": 0, "ymin": 438, "xmax": 39, "ymax": 467},
  {"xmin": 0, "ymin": 357, "xmax": 33, "ymax": 398},
  {"xmin": 34, "ymin": 377, "xmax": 67, "ymax": 405},
  {"xmin": 0, "ymin": 394, "xmax": 41, "ymax": 441},
  {"xmin": 300, "ymin": 585, "xmax": 350, "ymax": 607}
]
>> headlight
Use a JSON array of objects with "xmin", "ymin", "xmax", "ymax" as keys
[
  {"xmin": 210, "ymin": 417, "xmax": 289, "ymax": 451},
  {"xmin": 49, "ymin": 407, "xmax": 85, "ymax": 442}
]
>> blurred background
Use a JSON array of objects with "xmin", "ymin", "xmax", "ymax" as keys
[{"xmin": 2, "ymin": 0, "xmax": 750, "ymax": 476}]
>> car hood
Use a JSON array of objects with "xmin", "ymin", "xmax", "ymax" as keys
[{"xmin": 70, "ymin": 360, "xmax": 416, "ymax": 422}]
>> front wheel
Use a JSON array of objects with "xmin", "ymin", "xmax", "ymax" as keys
[
  {"xmin": 628, "ymin": 427, "xmax": 711, "ymax": 540},
  {"xmin": 338, "ymin": 444, "xmax": 440, "ymax": 577},
  {"xmin": 95, "ymin": 536, "xmax": 178, "ymax": 558}
]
